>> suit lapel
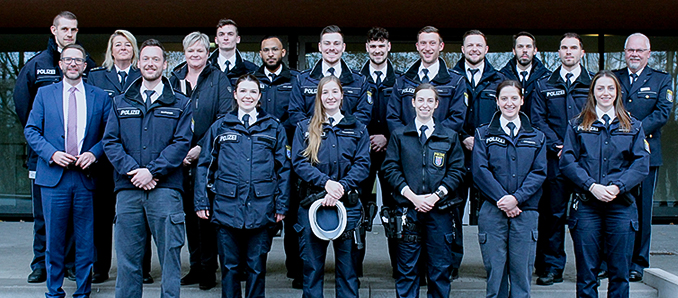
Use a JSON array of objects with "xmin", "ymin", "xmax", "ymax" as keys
[
  {"xmin": 54, "ymin": 83, "xmax": 65, "ymax": 128},
  {"xmin": 629, "ymin": 68, "xmax": 650, "ymax": 95},
  {"xmin": 84, "ymin": 84, "xmax": 95, "ymax": 141},
  {"xmin": 105, "ymin": 69, "xmax": 123, "ymax": 92}
]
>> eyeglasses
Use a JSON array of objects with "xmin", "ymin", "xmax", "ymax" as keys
[
  {"xmin": 624, "ymin": 48, "xmax": 649, "ymax": 54},
  {"xmin": 61, "ymin": 57, "xmax": 86, "ymax": 65}
]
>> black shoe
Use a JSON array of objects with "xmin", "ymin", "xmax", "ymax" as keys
[
  {"xmin": 143, "ymin": 273, "xmax": 154, "ymax": 284},
  {"xmin": 292, "ymin": 278, "xmax": 303, "ymax": 289},
  {"xmin": 27, "ymin": 268, "xmax": 46, "ymax": 283},
  {"xmin": 65, "ymin": 267, "xmax": 76, "ymax": 281},
  {"xmin": 451, "ymin": 268, "xmax": 460, "ymax": 280},
  {"xmin": 536, "ymin": 272, "xmax": 563, "ymax": 286},
  {"xmin": 180, "ymin": 270, "xmax": 201, "ymax": 285},
  {"xmin": 92, "ymin": 273, "xmax": 109, "ymax": 284},
  {"xmin": 597, "ymin": 270, "xmax": 608, "ymax": 280},
  {"xmin": 629, "ymin": 270, "xmax": 643, "ymax": 282},
  {"xmin": 199, "ymin": 272, "xmax": 216, "ymax": 290}
]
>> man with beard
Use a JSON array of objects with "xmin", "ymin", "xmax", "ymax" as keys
[
  {"xmin": 13, "ymin": 11, "xmax": 96, "ymax": 283},
  {"xmin": 532, "ymin": 33, "xmax": 593, "ymax": 286},
  {"xmin": 451, "ymin": 29, "xmax": 505, "ymax": 278},
  {"xmin": 24, "ymin": 44, "xmax": 110, "ymax": 298},
  {"xmin": 104, "ymin": 39, "xmax": 193, "ymax": 298},
  {"xmin": 356, "ymin": 27, "xmax": 399, "ymax": 278},
  {"xmin": 253, "ymin": 35, "xmax": 303, "ymax": 288},
  {"xmin": 209, "ymin": 19, "xmax": 258, "ymax": 85},
  {"xmin": 499, "ymin": 32, "xmax": 552, "ymax": 118},
  {"xmin": 613, "ymin": 33, "xmax": 673, "ymax": 282}
]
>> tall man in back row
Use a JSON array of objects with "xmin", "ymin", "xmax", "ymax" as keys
[
  {"xmin": 613, "ymin": 33, "xmax": 673, "ymax": 282},
  {"xmin": 209, "ymin": 18, "xmax": 258, "ymax": 85}
]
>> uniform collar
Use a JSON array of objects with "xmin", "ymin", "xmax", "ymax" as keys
[
  {"xmin": 322, "ymin": 61, "xmax": 342, "ymax": 78},
  {"xmin": 326, "ymin": 111, "xmax": 344, "ymax": 126},
  {"xmin": 419, "ymin": 59, "xmax": 440, "ymax": 81},
  {"xmin": 596, "ymin": 106, "xmax": 616, "ymax": 123},
  {"xmin": 499, "ymin": 115, "xmax": 521, "ymax": 136},
  {"xmin": 238, "ymin": 108, "xmax": 258, "ymax": 125},
  {"xmin": 560, "ymin": 64, "xmax": 582, "ymax": 83}
]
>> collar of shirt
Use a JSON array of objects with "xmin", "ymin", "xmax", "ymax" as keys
[
  {"xmin": 418, "ymin": 59, "xmax": 440, "ymax": 81},
  {"xmin": 114, "ymin": 64, "xmax": 131, "ymax": 75},
  {"xmin": 62, "ymin": 80, "xmax": 87, "ymax": 153},
  {"xmin": 560, "ymin": 64, "xmax": 582, "ymax": 83},
  {"xmin": 218, "ymin": 52, "xmax": 237, "ymax": 72},
  {"xmin": 140, "ymin": 82, "xmax": 164, "ymax": 104},
  {"xmin": 322, "ymin": 61, "xmax": 342, "ymax": 78},
  {"xmin": 238, "ymin": 108, "xmax": 258, "ymax": 126},
  {"xmin": 325, "ymin": 111, "xmax": 344, "ymax": 126},
  {"xmin": 465, "ymin": 60, "xmax": 485, "ymax": 84},
  {"xmin": 516, "ymin": 63, "xmax": 533, "ymax": 81},
  {"xmin": 264, "ymin": 65, "xmax": 282, "ymax": 78},
  {"xmin": 414, "ymin": 117, "xmax": 435, "ymax": 138},
  {"xmin": 596, "ymin": 106, "xmax": 616, "ymax": 123},
  {"xmin": 369, "ymin": 63, "xmax": 388, "ymax": 83},
  {"xmin": 628, "ymin": 67, "xmax": 645, "ymax": 78},
  {"xmin": 499, "ymin": 115, "xmax": 522, "ymax": 136}
]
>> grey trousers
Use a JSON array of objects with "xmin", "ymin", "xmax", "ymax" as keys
[
  {"xmin": 478, "ymin": 201, "xmax": 538, "ymax": 298},
  {"xmin": 114, "ymin": 188, "xmax": 185, "ymax": 298}
]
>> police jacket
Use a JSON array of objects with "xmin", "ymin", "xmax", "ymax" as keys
[
  {"xmin": 289, "ymin": 59, "xmax": 371, "ymax": 126},
  {"xmin": 194, "ymin": 108, "xmax": 290, "ymax": 229},
  {"xmin": 359, "ymin": 60, "xmax": 400, "ymax": 138},
  {"xmin": 560, "ymin": 115, "xmax": 649, "ymax": 203},
  {"xmin": 613, "ymin": 67, "xmax": 673, "ymax": 167},
  {"xmin": 532, "ymin": 66, "xmax": 593, "ymax": 155},
  {"xmin": 387, "ymin": 58, "xmax": 467, "ymax": 134},
  {"xmin": 382, "ymin": 119, "xmax": 466, "ymax": 208},
  {"xmin": 103, "ymin": 77, "xmax": 193, "ymax": 192},
  {"xmin": 472, "ymin": 112, "xmax": 547, "ymax": 211},
  {"xmin": 253, "ymin": 63, "xmax": 299, "ymax": 137},
  {"xmin": 170, "ymin": 62, "xmax": 233, "ymax": 147},
  {"xmin": 208, "ymin": 49, "xmax": 258, "ymax": 86},
  {"xmin": 452, "ymin": 58, "xmax": 506, "ymax": 140},
  {"xmin": 499, "ymin": 57, "xmax": 552, "ymax": 118},
  {"xmin": 291, "ymin": 115, "xmax": 370, "ymax": 229},
  {"xmin": 88, "ymin": 66, "xmax": 141, "ymax": 98},
  {"xmin": 13, "ymin": 37, "xmax": 97, "ymax": 127}
]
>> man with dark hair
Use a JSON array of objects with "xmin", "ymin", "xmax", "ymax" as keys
[
  {"xmin": 13, "ymin": 10, "xmax": 96, "ymax": 284},
  {"xmin": 253, "ymin": 35, "xmax": 303, "ymax": 288},
  {"xmin": 104, "ymin": 39, "xmax": 193, "ymax": 298},
  {"xmin": 357, "ymin": 26, "xmax": 399, "ymax": 278},
  {"xmin": 289, "ymin": 25, "xmax": 371, "ymax": 126},
  {"xmin": 209, "ymin": 18, "xmax": 258, "ymax": 85},
  {"xmin": 499, "ymin": 32, "xmax": 552, "ymax": 117},
  {"xmin": 613, "ymin": 33, "xmax": 673, "ymax": 282},
  {"xmin": 532, "ymin": 32, "xmax": 592, "ymax": 286},
  {"xmin": 24, "ymin": 43, "xmax": 110, "ymax": 298}
]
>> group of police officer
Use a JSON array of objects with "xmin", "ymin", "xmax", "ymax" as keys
[{"xmin": 13, "ymin": 9, "xmax": 672, "ymax": 298}]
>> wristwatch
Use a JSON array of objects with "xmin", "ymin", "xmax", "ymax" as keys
[{"xmin": 435, "ymin": 189, "xmax": 447, "ymax": 199}]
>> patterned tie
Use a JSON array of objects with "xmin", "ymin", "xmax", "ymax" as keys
[
  {"xmin": 242, "ymin": 114, "xmax": 250, "ymax": 130},
  {"xmin": 507, "ymin": 122, "xmax": 516, "ymax": 139},
  {"xmin": 374, "ymin": 70, "xmax": 383, "ymax": 86},
  {"xmin": 565, "ymin": 72, "xmax": 574, "ymax": 88},
  {"xmin": 630, "ymin": 73, "xmax": 639, "ymax": 85},
  {"xmin": 420, "ymin": 125, "xmax": 429, "ymax": 145},
  {"xmin": 421, "ymin": 69, "xmax": 430, "ymax": 83},
  {"xmin": 144, "ymin": 90, "xmax": 155, "ymax": 110},
  {"xmin": 469, "ymin": 68, "xmax": 479, "ymax": 88},
  {"xmin": 66, "ymin": 87, "xmax": 79, "ymax": 156},
  {"xmin": 328, "ymin": 67, "xmax": 336, "ymax": 77},
  {"xmin": 225, "ymin": 60, "xmax": 231, "ymax": 73},
  {"xmin": 118, "ymin": 71, "xmax": 127, "ymax": 87}
]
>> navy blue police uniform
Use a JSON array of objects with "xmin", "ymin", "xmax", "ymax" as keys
[
  {"xmin": 499, "ymin": 57, "xmax": 552, "ymax": 118},
  {"xmin": 169, "ymin": 61, "xmax": 233, "ymax": 286},
  {"xmin": 87, "ymin": 66, "xmax": 144, "ymax": 281},
  {"xmin": 13, "ymin": 36, "xmax": 96, "ymax": 277},
  {"xmin": 531, "ymin": 67, "xmax": 592, "ymax": 280},
  {"xmin": 356, "ymin": 60, "xmax": 400, "ymax": 277},
  {"xmin": 386, "ymin": 58, "xmax": 467, "ymax": 134},
  {"xmin": 560, "ymin": 115, "xmax": 649, "ymax": 298},
  {"xmin": 289, "ymin": 60, "xmax": 372, "ymax": 126},
  {"xmin": 208, "ymin": 50, "xmax": 258, "ymax": 86},
  {"xmin": 381, "ymin": 119, "xmax": 465, "ymax": 298},
  {"xmin": 473, "ymin": 112, "xmax": 546, "ymax": 298},
  {"xmin": 291, "ymin": 114, "xmax": 370, "ymax": 298},
  {"xmin": 194, "ymin": 108, "xmax": 290, "ymax": 298},
  {"xmin": 613, "ymin": 67, "xmax": 673, "ymax": 276}
]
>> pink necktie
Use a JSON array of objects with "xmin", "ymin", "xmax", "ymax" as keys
[{"xmin": 66, "ymin": 86, "xmax": 78, "ymax": 156}]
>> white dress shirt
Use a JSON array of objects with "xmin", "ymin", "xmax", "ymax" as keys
[
  {"xmin": 466, "ymin": 60, "xmax": 485, "ymax": 86},
  {"xmin": 322, "ymin": 61, "xmax": 342, "ymax": 78},
  {"xmin": 560, "ymin": 64, "xmax": 582, "ymax": 84},
  {"xmin": 369, "ymin": 64, "xmax": 388, "ymax": 83},
  {"xmin": 516, "ymin": 64, "xmax": 533, "ymax": 82},
  {"xmin": 418, "ymin": 60, "xmax": 440, "ymax": 82},
  {"xmin": 238, "ymin": 108, "xmax": 258, "ymax": 126},
  {"xmin": 218, "ymin": 52, "xmax": 237, "ymax": 72},
  {"xmin": 596, "ymin": 106, "xmax": 616, "ymax": 124},
  {"xmin": 114, "ymin": 65, "xmax": 131, "ymax": 84},
  {"xmin": 62, "ymin": 80, "xmax": 87, "ymax": 154},
  {"xmin": 326, "ymin": 111, "xmax": 344, "ymax": 126},
  {"xmin": 500, "ymin": 115, "xmax": 522, "ymax": 137},
  {"xmin": 140, "ymin": 82, "xmax": 164, "ymax": 104}
]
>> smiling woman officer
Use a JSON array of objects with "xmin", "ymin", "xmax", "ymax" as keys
[
  {"xmin": 560, "ymin": 70, "xmax": 649, "ymax": 298},
  {"xmin": 291, "ymin": 75, "xmax": 370, "ymax": 298},
  {"xmin": 473, "ymin": 80, "xmax": 546, "ymax": 298},
  {"xmin": 194, "ymin": 74, "xmax": 290, "ymax": 298},
  {"xmin": 381, "ymin": 83, "xmax": 465, "ymax": 298}
]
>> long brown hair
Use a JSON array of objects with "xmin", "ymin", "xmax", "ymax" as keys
[
  {"xmin": 302, "ymin": 76, "xmax": 343, "ymax": 164},
  {"xmin": 577, "ymin": 70, "xmax": 632, "ymax": 131}
]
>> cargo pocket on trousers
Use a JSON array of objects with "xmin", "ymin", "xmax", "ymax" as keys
[
  {"xmin": 631, "ymin": 220, "xmax": 639, "ymax": 232},
  {"xmin": 478, "ymin": 233, "xmax": 487, "ymax": 245},
  {"xmin": 169, "ymin": 213, "xmax": 186, "ymax": 248},
  {"xmin": 531, "ymin": 230, "xmax": 538, "ymax": 242}
]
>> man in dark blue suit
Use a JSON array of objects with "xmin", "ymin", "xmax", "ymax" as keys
[{"xmin": 24, "ymin": 44, "xmax": 111, "ymax": 298}]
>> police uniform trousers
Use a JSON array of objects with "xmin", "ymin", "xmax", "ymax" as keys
[
  {"xmin": 42, "ymin": 170, "xmax": 94, "ymax": 298},
  {"xmin": 478, "ymin": 201, "xmax": 538, "ymax": 298},
  {"xmin": 217, "ymin": 223, "xmax": 273, "ymax": 298},
  {"xmin": 632, "ymin": 166, "xmax": 657, "ymax": 273},
  {"xmin": 395, "ymin": 206, "xmax": 455, "ymax": 298},
  {"xmin": 535, "ymin": 157, "xmax": 572, "ymax": 276},
  {"xmin": 296, "ymin": 203, "xmax": 362, "ymax": 298},
  {"xmin": 569, "ymin": 197, "xmax": 637, "ymax": 298},
  {"xmin": 283, "ymin": 172, "xmax": 302, "ymax": 281},
  {"xmin": 182, "ymin": 166, "xmax": 218, "ymax": 275},
  {"xmin": 114, "ymin": 188, "xmax": 185, "ymax": 298}
]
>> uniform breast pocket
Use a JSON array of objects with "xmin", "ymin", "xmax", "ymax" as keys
[
  {"xmin": 428, "ymin": 141, "xmax": 451, "ymax": 170},
  {"xmin": 436, "ymin": 87, "xmax": 453, "ymax": 98},
  {"xmin": 253, "ymin": 134, "xmax": 277, "ymax": 178},
  {"xmin": 343, "ymin": 87, "xmax": 362, "ymax": 111},
  {"xmin": 154, "ymin": 108, "xmax": 181, "ymax": 125},
  {"xmin": 637, "ymin": 91, "xmax": 658, "ymax": 102},
  {"xmin": 610, "ymin": 131, "xmax": 635, "ymax": 156},
  {"xmin": 336, "ymin": 131, "xmax": 361, "ymax": 162},
  {"xmin": 382, "ymin": 87, "xmax": 394, "ymax": 98}
]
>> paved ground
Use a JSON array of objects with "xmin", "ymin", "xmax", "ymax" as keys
[{"xmin": 0, "ymin": 221, "xmax": 675, "ymax": 297}]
